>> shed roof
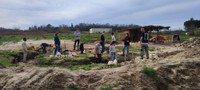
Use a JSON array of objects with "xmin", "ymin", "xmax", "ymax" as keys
[{"xmin": 118, "ymin": 25, "xmax": 170, "ymax": 32}]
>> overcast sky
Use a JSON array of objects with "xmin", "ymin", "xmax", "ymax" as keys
[{"xmin": 0, "ymin": 0, "xmax": 199, "ymax": 30}]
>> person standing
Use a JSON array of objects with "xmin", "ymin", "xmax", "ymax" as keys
[
  {"xmin": 22, "ymin": 37, "xmax": 28, "ymax": 63},
  {"xmin": 140, "ymin": 28, "xmax": 149, "ymax": 59},
  {"xmin": 111, "ymin": 32, "xmax": 116, "ymax": 43},
  {"xmin": 101, "ymin": 31, "xmax": 105, "ymax": 53},
  {"xmin": 54, "ymin": 32, "xmax": 61, "ymax": 55},
  {"xmin": 109, "ymin": 42, "xmax": 116, "ymax": 62},
  {"xmin": 74, "ymin": 28, "xmax": 80, "ymax": 50},
  {"xmin": 122, "ymin": 33, "xmax": 131, "ymax": 56},
  {"xmin": 94, "ymin": 41, "xmax": 103, "ymax": 63}
]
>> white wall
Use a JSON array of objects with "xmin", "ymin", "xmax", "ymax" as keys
[{"xmin": 89, "ymin": 28, "xmax": 112, "ymax": 33}]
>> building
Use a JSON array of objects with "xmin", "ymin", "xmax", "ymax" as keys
[
  {"xmin": 89, "ymin": 28, "xmax": 112, "ymax": 33},
  {"xmin": 118, "ymin": 25, "xmax": 170, "ymax": 42}
]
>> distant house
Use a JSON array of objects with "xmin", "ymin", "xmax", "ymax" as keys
[
  {"xmin": 89, "ymin": 28, "xmax": 112, "ymax": 33},
  {"xmin": 118, "ymin": 25, "xmax": 170, "ymax": 42}
]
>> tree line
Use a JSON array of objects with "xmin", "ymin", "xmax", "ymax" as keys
[
  {"xmin": 184, "ymin": 18, "xmax": 200, "ymax": 35},
  {"xmin": 28, "ymin": 23, "xmax": 140, "ymax": 33}
]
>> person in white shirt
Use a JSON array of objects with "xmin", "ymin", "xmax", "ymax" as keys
[
  {"xmin": 111, "ymin": 32, "xmax": 116, "ymax": 43},
  {"xmin": 22, "ymin": 38, "xmax": 28, "ymax": 63}
]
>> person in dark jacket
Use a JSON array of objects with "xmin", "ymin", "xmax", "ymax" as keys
[
  {"xmin": 101, "ymin": 31, "xmax": 105, "ymax": 53},
  {"xmin": 122, "ymin": 33, "xmax": 131, "ymax": 56},
  {"xmin": 54, "ymin": 32, "xmax": 61, "ymax": 55},
  {"xmin": 40, "ymin": 43, "xmax": 51, "ymax": 54},
  {"xmin": 140, "ymin": 28, "xmax": 149, "ymax": 59}
]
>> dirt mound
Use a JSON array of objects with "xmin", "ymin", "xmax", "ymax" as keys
[
  {"xmin": 155, "ymin": 59, "xmax": 200, "ymax": 90},
  {"xmin": 1, "ymin": 58, "xmax": 200, "ymax": 90},
  {"xmin": 150, "ymin": 35, "xmax": 171, "ymax": 41},
  {"xmin": 178, "ymin": 38, "xmax": 200, "ymax": 48}
]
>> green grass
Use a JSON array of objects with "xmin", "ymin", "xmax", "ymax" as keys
[
  {"xmin": 152, "ymin": 34, "xmax": 200, "ymax": 41},
  {"xmin": 37, "ymin": 54, "xmax": 58, "ymax": 64},
  {"xmin": 99, "ymin": 83, "xmax": 119, "ymax": 90},
  {"xmin": 61, "ymin": 54, "xmax": 91, "ymax": 63},
  {"xmin": 0, "ymin": 33, "xmax": 119, "ymax": 45},
  {"xmin": 36, "ymin": 63, "xmax": 121, "ymax": 71},
  {"xmin": 66, "ymin": 84, "xmax": 79, "ymax": 90},
  {"xmin": 0, "ymin": 50, "xmax": 18, "ymax": 58},
  {"xmin": 142, "ymin": 66, "xmax": 156, "ymax": 77},
  {"xmin": 0, "ymin": 50, "xmax": 17, "ymax": 67},
  {"xmin": 0, "ymin": 58, "xmax": 15, "ymax": 67},
  {"xmin": 96, "ymin": 64, "xmax": 121, "ymax": 70},
  {"xmin": 36, "ymin": 63, "xmax": 97, "ymax": 71},
  {"xmin": 149, "ymin": 48, "xmax": 155, "ymax": 52}
]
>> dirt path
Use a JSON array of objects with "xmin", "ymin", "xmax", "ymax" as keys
[{"xmin": 0, "ymin": 40, "xmax": 74, "ymax": 51}]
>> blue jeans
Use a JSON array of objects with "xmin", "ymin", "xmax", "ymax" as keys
[
  {"xmin": 101, "ymin": 44, "xmax": 105, "ymax": 53},
  {"xmin": 111, "ymin": 52, "xmax": 116, "ymax": 61},
  {"xmin": 123, "ymin": 45, "xmax": 129, "ymax": 55},
  {"xmin": 54, "ymin": 45, "xmax": 61, "ymax": 55}
]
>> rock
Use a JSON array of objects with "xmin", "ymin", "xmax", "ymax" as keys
[
  {"xmin": 108, "ymin": 61, "xmax": 113, "ymax": 65},
  {"xmin": 71, "ymin": 52, "xmax": 78, "ymax": 57}
]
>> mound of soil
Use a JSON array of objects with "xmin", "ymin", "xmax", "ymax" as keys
[
  {"xmin": 1, "ymin": 59, "xmax": 200, "ymax": 90},
  {"xmin": 150, "ymin": 35, "xmax": 171, "ymax": 41},
  {"xmin": 178, "ymin": 38, "xmax": 200, "ymax": 48}
]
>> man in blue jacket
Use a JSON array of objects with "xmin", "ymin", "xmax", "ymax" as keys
[
  {"xmin": 54, "ymin": 32, "xmax": 61, "ymax": 55},
  {"xmin": 122, "ymin": 33, "xmax": 131, "ymax": 56}
]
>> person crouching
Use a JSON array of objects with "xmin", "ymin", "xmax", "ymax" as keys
[
  {"xmin": 40, "ymin": 43, "xmax": 51, "ymax": 54},
  {"xmin": 94, "ymin": 41, "xmax": 103, "ymax": 63}
]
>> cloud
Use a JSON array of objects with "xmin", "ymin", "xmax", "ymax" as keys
[{"xmin": 0, "ymin": 0, "xmax": 199, "ymax": 29}]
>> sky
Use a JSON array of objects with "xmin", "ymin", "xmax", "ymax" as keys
[{"xmin": 0, "ymin": 0, "xmax": 200, "ymax": 30}]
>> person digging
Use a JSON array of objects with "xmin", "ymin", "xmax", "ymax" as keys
[{"xmin": 94, "ymin": 41, "xmax": 103, "ymax": 63}]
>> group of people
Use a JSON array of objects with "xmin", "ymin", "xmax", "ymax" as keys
[
  {"xmin": 21, "ymin": 28, "xmax": 149, "ymax": 63},
  {"xmin": 53, "ymin": 28, "xmax": 81, "ymax": 55},
  {"xmin": 94, "ymin": 27, "xmax": 149, "ymax": 63}
]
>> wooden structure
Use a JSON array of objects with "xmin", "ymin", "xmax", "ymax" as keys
[{"xmin": 118, "ymin": 25, "xmax": 170, "ymax": 42}]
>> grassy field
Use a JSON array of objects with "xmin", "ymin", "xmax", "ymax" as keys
[
  {"xmin": 152, "ymin": 34, "xmax": 200, "ymax": 41},
  {"xmin": 0, "ymin": 33, "xmax": 119, "ymax": 45}
]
